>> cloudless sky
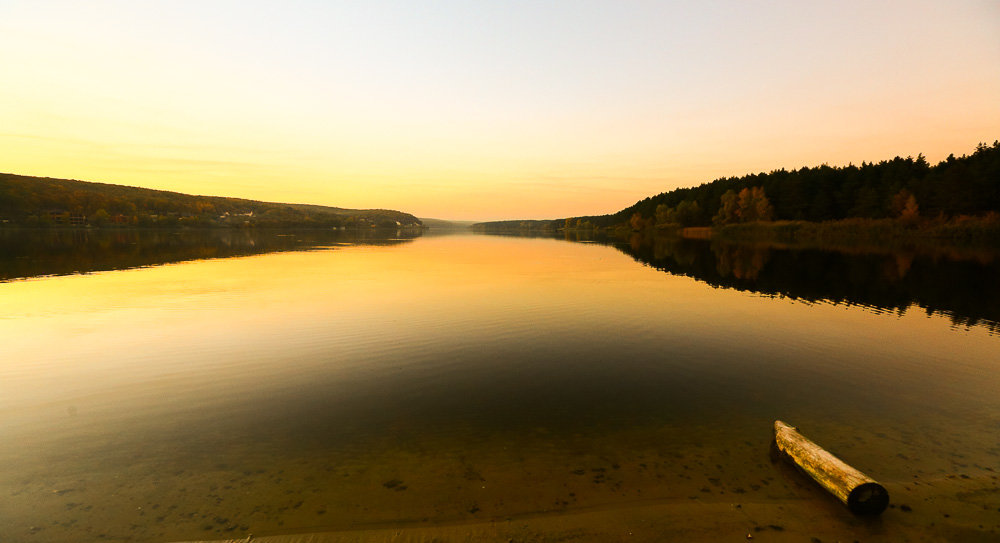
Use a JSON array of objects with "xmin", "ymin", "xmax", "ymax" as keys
[{"xmin": 2, "ymin": 1, "xmax": 998, "ymax": 220}]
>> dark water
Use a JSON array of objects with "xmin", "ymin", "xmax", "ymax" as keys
[
  {"xmin": 0, "ymin": 228, "xmax": 420, "ymax": 282},
  {"xmin": 0, "ymin": 230, "xmax": 998, "ymax": 542},
  {"xmin": 608, "ymin": 232, "xmax": 1000, "ymax": 334}
]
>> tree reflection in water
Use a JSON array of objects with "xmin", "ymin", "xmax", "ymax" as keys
[
  {"xmin": 0, "ymin": 228, "xmax": 420, "ymax": 282},
  {"xmin": 612, "ymin": 232, "xmax": 1000, "ymax": 333}
]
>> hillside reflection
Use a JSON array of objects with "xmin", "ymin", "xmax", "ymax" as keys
[
  {"xmin": 606, "ymin": 232, "xmax": 1000, "ymax": 334},
  {"xmin": 0, "ymin": 228, "xmax": 420, "ymax": 282}
]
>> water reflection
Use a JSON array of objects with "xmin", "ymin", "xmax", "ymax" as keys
[
  {"xmin": 0, "ymin": 228, "xmax": 421, "ymax": 282},
  {"xmin": 554, "ymin": 231, "xmax": 1000, "ymax": 334},
  {"xmin": 1, "ymin": 233, "xmax": 998, "ymax": 542}
]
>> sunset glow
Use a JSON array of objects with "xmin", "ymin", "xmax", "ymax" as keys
[{"xmin": 2, "ymin": 1, "xmax": 998, "ymax": 220}]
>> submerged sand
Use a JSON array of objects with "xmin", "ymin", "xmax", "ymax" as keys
[{"xmin": 6, "ymin": 416, "xmax": 998, "ymax": 543}]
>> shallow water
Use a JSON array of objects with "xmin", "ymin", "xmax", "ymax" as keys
[{"xmin": 0, "ymin": 230, "xmax": 998, "ymax": 542}]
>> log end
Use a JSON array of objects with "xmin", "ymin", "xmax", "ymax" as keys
[
  {"xmin": 847, "ymin": 482, "xmax": 889, "ymax": 515},
  {"xmin": 774, "ymin": 420, "xmax": 795, "ymax": 433}
]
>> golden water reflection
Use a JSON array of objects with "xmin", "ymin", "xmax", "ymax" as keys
[{"xmin": 1, "ymin": 233, "xmax": 998, "ymax": 542}]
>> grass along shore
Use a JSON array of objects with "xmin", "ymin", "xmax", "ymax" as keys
[{"xmin": 704, "ymin": 214, "xmax": 1000, "ymax": 247}]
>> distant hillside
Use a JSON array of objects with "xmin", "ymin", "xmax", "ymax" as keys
[
  {"xmin": 471, "ymin": 219, "xmax": 561, "ymax": 233},
  {"xmin": 0, "ymin": 173, "xmax": 422, "ymax": 228},
  {"xmin": 418, "ymin": 218, "xmax": 476, "ymax": 230},
  {"xmin": 475, "ymin": 141, "xmax": 1000, "ymax": 233}
]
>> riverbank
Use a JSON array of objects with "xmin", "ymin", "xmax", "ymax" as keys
[
  {"xmin": 172, "ymin": 472, "xmax": 999, "ymax": 543},
  {"xmin": 710, "ymin": 216, "xmax": 1000, "ymax": 246},
  {"xmin": 547, "ymin": 215, "xmax": 1000, "ymax": 250},
  {"xmin": 167, "ymin": 499, "xmax": 875, "ymax": 543}
]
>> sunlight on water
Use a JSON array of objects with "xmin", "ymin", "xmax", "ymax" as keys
[{"xmin": 1, "ymin": 232, "xmax": 998, "ymax": 542}]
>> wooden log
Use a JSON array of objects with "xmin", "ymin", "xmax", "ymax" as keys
[{"xmin": 773, "ymin": 420, "xmax": 889, "ymax": 514}]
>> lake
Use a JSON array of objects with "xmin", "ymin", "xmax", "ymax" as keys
[{"xmin": 1, "ymin": 229, "xmax": 998, "ymax": 542}]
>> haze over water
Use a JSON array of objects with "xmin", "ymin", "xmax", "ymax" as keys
[{"xmin": 1, "ymin": 231, "xmax": 998, "ymax": 542}]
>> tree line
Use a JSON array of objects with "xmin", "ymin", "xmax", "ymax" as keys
[
  {"xmin": 0, "ymin": 173, "xmax": 423, "ymax": 229},
  {"xmin": 558, "ymin": 141, "xmax": 1000, "ymax": 231}
]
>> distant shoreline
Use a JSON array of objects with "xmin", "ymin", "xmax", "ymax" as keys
[
  {"xmin": 0, "ymin": 172, "xmax": 423, "ymax": 229},
  {"xmin": 0, "ymin": 224, "xmax": 426, "ymax": 232},
  {"xmin": 476, "ymin": 216, "xmax": 1000, "ymax": 249}
]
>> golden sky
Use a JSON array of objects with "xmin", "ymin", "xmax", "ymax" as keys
[{"xmin": 2, "ymin": 1, "xmax": 999, "ymax": 220}]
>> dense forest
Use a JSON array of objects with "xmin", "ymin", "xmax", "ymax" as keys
[
  {"xmin": 0, "ymin": 173, "xmax": 422, "ymax": 229},
  {"xmin": 475, "ymin": 141, "xmax": 1000, "ymax": 235}
]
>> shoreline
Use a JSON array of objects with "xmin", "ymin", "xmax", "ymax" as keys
[
  {"xmin": 481, "ymin": 215, "xmax": 1000, "ymax": 249},
  {"xmin": 170, "ymin": 483, "xmax": 997, "ymax": 543}
]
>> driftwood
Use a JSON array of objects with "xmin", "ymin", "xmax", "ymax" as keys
[{"xmin": 773, "ymin": 420, "xmax": 889, "ymax": 514}]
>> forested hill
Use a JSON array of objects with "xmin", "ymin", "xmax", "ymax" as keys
[
  {"xmin": 0, "ymin": 173, "xmax": 422, "ymax": 228},
  {"xmin": 475, "ymin": 141, "xmax": 1000, "ymax": 232}
]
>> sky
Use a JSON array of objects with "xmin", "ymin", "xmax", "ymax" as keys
[{"xmin": 2, "ymin": 1, "xmax": 999, "ymax": 221}]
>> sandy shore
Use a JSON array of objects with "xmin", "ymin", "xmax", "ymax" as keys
[
  {"xmin": 6, "ymin": 415, "xmax": 1000, "ymax": 543},
  {"xmin": 171, "ymin": 474, "xmax": 999, "ymax": 543}
]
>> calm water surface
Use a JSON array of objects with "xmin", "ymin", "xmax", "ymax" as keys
[{"xmin": 0, "ymin": 230, "xmax": 998, "ymax": 542}]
